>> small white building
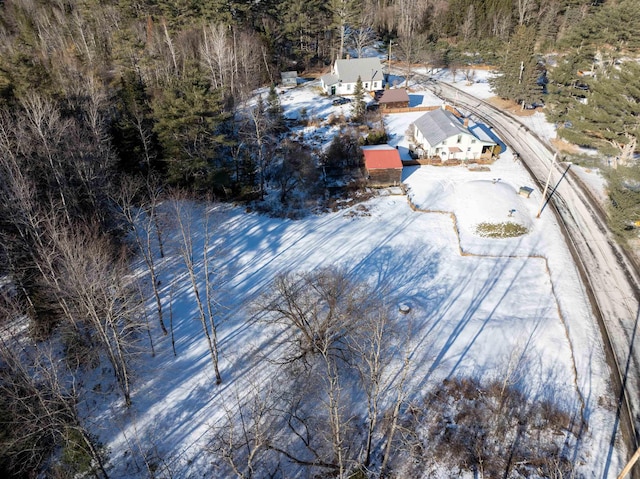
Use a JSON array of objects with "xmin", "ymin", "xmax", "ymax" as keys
[
  {"xmin": 280, "ymin": 71, "xmax": 298, "ymax": 87},
  {"xmin": 412, "ymin": 107, "xmax": 499, "ymax": 162},
  {"xmin": 321, "ymin": 57, "xmax": 383, "ymax": 96}
]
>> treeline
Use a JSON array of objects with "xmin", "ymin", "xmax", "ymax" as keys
[
  {"xmin": 546, "ymin": 0, "xmax": 640, "ymax": 155},
  {"xmin": 0, "ymin": 0, "xmax": 620, "ymax": 192},
  {"xmin": 543, "ymin": 0, "xmax": 640, "ymax": 239}
]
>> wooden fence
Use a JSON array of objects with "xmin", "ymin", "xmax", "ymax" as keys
[
  {"xmin": 382, "ymin": 105, "xmax": 438, "ymax": 114},
  {"xmin": 382, "ymin": 104, "xmax": 462, "ymax": 116},
  {"xmin": 402, "ymin": 156, "xmax": 495, "ymax": 167}
]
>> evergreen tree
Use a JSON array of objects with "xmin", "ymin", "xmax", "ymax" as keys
[
  {"xmin": 560, "ymin": 62, "xmax": 640, "ymax": 159},
  {"xmin": 545, "ymin": 50, "xmax": 594, "ymax": 123},
  {"xmin": 489, "ymin": 25, "xmax": 542, "ymax": 106},
  {"xmin": 266, "ymin": 84, "xmax": 286, "ymax": 133},
  {"xmin": 604, "ymin": 166, "xmax": 640, "ymax": 239},
  {"xmin": 152, "ymin": 70, "xmax": 232, "ymax": 191},
  {"xmin": 559, "ymin": 0, "xmax": 640, "ymax": 54},
  {"xmin": 537, "ymin": 1, "xmax": 562, "ymax": 51},
  {"xmin": 112, "ymin": 70, "xmax": 163, "ymax": 176},
  {"xmin": 351, "ymin": 76, "xmax": 366, "ymax": 122},
  {"xmin": 278, "ymin": 0, "xmax": 330, "ymax": 67}
]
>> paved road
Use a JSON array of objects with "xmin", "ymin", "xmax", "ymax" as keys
[{"xmin": 423, "ymin": 78, "xmax": 640, "ymax": 468}]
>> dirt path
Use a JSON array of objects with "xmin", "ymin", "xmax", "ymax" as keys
[{"xmin": 485, "ymin": 96, "xmax": 540, "ymax": 117}]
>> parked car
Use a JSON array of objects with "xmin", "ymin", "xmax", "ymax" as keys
[{"xmin": 332, "ymin": 97, "xmax": 351, "ymax": 105}]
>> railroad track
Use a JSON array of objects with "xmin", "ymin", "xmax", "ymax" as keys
[{"xmin": 420, "ymin": 77, "xmax": 640, "ymax": 476}]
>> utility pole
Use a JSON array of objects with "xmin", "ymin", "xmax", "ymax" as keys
[
  {"xmin": 617, "ymin": 446, "xmax": 640, "ymax": 479},
  {"xmin": 386, "ymin": 40, "xmax": 395, "ymax": 86},
  {"xmin": 536, "ymin": 153, "xmax": 557, "ymax": 218}
]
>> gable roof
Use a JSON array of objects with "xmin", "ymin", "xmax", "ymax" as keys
[
  {"xmin": 362, "ymin": 145, "xmax": 402, "ymax": 170},
  {"xmin": 335, "ymin": 57, "xmax": 383, "ymax": 84},
  {"xmin": 467, "ymin": 122, "xmax": 498, "ymax": 144},
  {"xmin": 321, "ymin": 73, "xmax": 339, "ymax": 86},
  {"xmin": 379, "ymin": 88, "xmax": 409, "ymax": 104},
  {"xmin": 413, "ymin": 108, "xmax": 473, "ymax": 146}
]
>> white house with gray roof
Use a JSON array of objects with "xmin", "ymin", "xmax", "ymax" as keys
[
  {"xmin": 321, "ymin": 57, "xmax": 383, "ymax": 96},
  {"xmin": 411, "ymin": 107, "xmax": 499, "ymax": 162}
]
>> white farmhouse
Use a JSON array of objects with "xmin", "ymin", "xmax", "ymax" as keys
[
  {"xmin": 411, "ymin": 107, "xmax": 499, "ymax": 162},
  {"xmin": 321, "ymin": 57, "xmax": 383, "ymax": 96}
]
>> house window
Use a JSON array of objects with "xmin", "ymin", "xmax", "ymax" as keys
[
  {"xmin": 467, "ymin": 147, "xmax": 471, "ymax": 152},
  {"xmin": 364, "ymin": 83, "xmax": 369, "ymax": 89},
  {"xmin": 347, "ymin": 84, "xmax": 352, "ymax": 91},
  {"xmin": 457, "ymin": 135, "xmax": 462, "ymax": 143},
  {"xmin": 436, "ymin": 148, "xmax": 440, "ymax": 154},
  {"xmin": 471, "ymin": 139, "xmax": 476, "ymax": 144},
  {"xmin": 442, "ymin": 140, "xmax": 446, "ymax": 145}
]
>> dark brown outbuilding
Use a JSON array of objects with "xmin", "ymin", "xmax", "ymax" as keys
[{"xmin": 378, "ymin": 88, "xmax": 410, "ymax": 109}]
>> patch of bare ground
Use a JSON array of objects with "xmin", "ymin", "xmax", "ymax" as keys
[
  {"xmin": 299, "ymin": 65, "xmax": 329, "ymax": 80},
  {"xmin": 551, "ymin": 137, "xmax": 582, "ymax": 155},
  {"xmin": 486, "ymin": 96, "xmax": 539, "ymax": 117}
]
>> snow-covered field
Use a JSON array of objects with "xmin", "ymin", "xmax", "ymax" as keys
[{"xmin": 89, "ymin": 71, "xmax": 623, "ymax": 477}]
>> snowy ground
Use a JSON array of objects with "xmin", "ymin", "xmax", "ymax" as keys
[{"xmin": 89, "ymin": 69, "xmax": 623, "ymax": 477}]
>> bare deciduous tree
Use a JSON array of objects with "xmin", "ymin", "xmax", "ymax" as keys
[
  {"xmin": 346, "ymin": 11, "xmax": 376, "ymax": 59},
  {"xmin": 51, "ymin": 221, "xmax": 141, "ymax": 407},
  {"xmin": 260, "ymin": 268, "xmax": 371, "ymax": 361},
  {"xmin": 319, "ymin": 342, "xmax": 351, "ymax": 477},
  {"xmin": 0, "ymin": 295, "xmax": 109, "ymax": 477},
  {"xmin": 393, "ymin": 0, "xmax": 430, "ymax": 87},
  {"xmin": 203, "ymin": 203, "xmax": 224, "ymax": 383},
  {"xmin": 210, "ymin": 384, "xmax": 280, "ymax": 478},
  {"xmin": 171, "ymin": 195, "xmax": 222, "ymax": 384},
  {"xmin": 492, "ymin": 11, "xmax": 512, "ymax": 40},
  {"xmin": 461, "ymin": 4, "xmax": 476, "ymax": 42},
  {"xmin": 463, "ymin": 68, "xmax": 477, "ymax": 86},
  {"xmin": 351, "ymin": 310, "xmax": 394, "ymax": 468},
  {"xmin": 162, "ymin": 19, "xmax": 179, "ymax": 75},
  {"xmin": 248, "ymin": 268, "xmax": 415, "ymax": 477},
  {"xmin": 116, "ymin": 177, "xmax": 168, "ymax": 336},
  {"xmin": 19, "ymin": 92, "xmax": 73, "ymax": 225},
  {"xmin": 241, "ymin": 96, "xmax": 275, "ymax": 200},
  {"xmin": 379, "ymin": 354, "xmax": 411, "ymax": 476},
  {"xmin": 201, "ymin": 23, "xmax": 234, "ymax": 93},
  {"xmin": 234, "ymin": 29, "xmax": 266, "ymax": 100},
  {"xmin": 515, "ymin": 0, "xmax": 537, "ymax": 26}
]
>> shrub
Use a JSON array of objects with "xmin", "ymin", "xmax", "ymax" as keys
[
  {"xmin": 322, "ymin": 128, "xmax": 362, "ymax": 168},
  {"xmin": 392, "ymin": 377, "xmax": 581, "ymax": 478},
  {"xmin": 327, "ymin": 113, "xmax": 346, "ymax": 126},
  {"xmin": 362, "ymin": 129, "xmax": 388, "ymax": 145},
  {"xmin": 476, "ymin": 222, "xmax": 528, "ymax": 238}
]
